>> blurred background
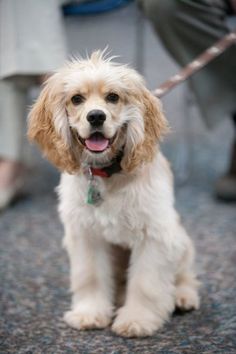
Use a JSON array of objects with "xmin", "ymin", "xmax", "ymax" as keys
[
  {"xmin": 0, "ymin": 0, "xmax": 235, "ymax": 199},
  {"xmin": 0, "ymin": 1, "xmax": 236, "ymax": 353}
]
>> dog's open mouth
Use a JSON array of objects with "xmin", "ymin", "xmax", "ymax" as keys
[{"xmin": 79, "ymin": 132, "xmax": 116, "ymax": 153}]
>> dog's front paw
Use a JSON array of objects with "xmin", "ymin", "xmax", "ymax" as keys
[
  {"xmin": 175, "ymin": 286, "xmax": 200, "ymax": 311},
  {"xmin": 112, "ymin": 306, "xmax": 163, "ymax": 337},
  {"xmin": 64, "ymin": 309, "xmax": 111, "ymax": 330}
]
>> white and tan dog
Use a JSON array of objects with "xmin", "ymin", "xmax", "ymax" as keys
[{"xmin": 28, "ymin": 51, "xmax": 199, "ymax": 337}]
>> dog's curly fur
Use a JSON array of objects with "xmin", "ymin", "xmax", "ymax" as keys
[{"xmin": 28, "ymin": 51, "xmax": 199, "ymax": 338}]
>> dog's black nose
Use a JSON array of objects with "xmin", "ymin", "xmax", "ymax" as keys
[{"xmin": 87, "ymin": 110, "xmax": 106, "ymax": 127}]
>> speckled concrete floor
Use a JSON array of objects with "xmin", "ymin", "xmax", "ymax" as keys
[
  {"xmin": 0, "ymin": 137, "xmax": 236, "ymax": 354},
  {"xmin": 1, "ymin": 5, "xmax": 236, "ymax": 353}
]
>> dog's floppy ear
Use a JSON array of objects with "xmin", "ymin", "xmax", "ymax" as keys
[
  {"xmin": 28, "ymin": 76, "xmax": 80, "ymax": 173},
  {"xmin": 122, "ymin": 88, "xmax": 168, "ymax": 173}
]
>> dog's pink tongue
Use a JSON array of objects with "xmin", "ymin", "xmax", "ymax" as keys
[{"xmin": 85, "ymin": 135, "xmax": 109, "ymax": 152}]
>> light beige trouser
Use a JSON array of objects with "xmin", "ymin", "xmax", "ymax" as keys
[
  {"xmin": 0, "ymin": 80, "xmax": 28, "ymax": 161},
  {"xmin": 0, "ymin": 0, "xmax": 68, "ymax": 162}
]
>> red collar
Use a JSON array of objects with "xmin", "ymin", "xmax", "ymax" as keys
[
  {"xmin": 90, "ymin": 167, "xmax": 110, "ymax": 178},
  {"xmin": 85, "ymin": 149, "xmax": 124, "ymax": 178}
]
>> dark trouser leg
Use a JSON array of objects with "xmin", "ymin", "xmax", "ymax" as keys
[
  {"xmin": 139, "ymin": 0, "xmax": 236, "ymax": 201},
  {"xmin": 229, "ymin": 115, "xmax": 236, "ymax": 176},
  {"xmin": 215, "ymin": 115, "xmax": 236, "ymax": 201},
  {"xmin": 139, "ymin": 0, "xmax": 236, "ymax": 128}
]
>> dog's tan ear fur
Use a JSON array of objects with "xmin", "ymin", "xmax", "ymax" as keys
[
  {"xmin": 122, "ymin": 88, "xmax": 168, "ymax": 173},
  {"xmin": 28, "ymin": 78, "xmax": 80, "ymax": 174}
]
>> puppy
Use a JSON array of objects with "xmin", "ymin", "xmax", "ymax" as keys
[{"xmin": 28, "ymin": 51, "xmax": 200, "ymax": 337}]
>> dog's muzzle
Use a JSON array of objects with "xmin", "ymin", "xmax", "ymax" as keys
[{"xmin": 87, "ymin": 110, "xmax": 106, "ymax": 128}]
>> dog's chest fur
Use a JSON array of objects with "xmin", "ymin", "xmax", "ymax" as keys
[
  {"xmin": 58, "ymin": 172, "xmax": 146, "ymax": 248},
  {"xmin": 92, "ymin": 195, "xmax": 146, "ymax": 247},
  {"xmin": 58, "ymin": 153, "xmax": 173, "ymax": 249}
]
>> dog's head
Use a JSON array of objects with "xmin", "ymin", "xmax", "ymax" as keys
[{"xmin": 28, "ymin": 51, "xmax": 168, "ymax": 174}]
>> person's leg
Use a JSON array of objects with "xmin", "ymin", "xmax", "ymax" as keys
[
  {"xmin": 230, "ymin": 115, "xmax": 236, "ymax": 178},
  {"xmin": 0, "ymin": 80, "xmax": 27, "ymax": 209},
  {"xmin": 215, "ymin": 116, "xmax": 236, "ymax": 201},
  {"xmin": 139, "ymin": 0, "xmax": 236, "ymax": 200},
  {"xmin": 0, "ymin": 0, "xmax": 68, "ymax": 209},
  {"xmin": 139, "ymin": 0, "xmax": 236, "ymax": 128}
]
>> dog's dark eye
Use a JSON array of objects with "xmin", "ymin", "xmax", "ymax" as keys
[
  {"xmin": 71, "ymin": 94, "xmax": 84, "ymax": 105},
  {"xmin": 106, "ymin": 93, "xmax": 119, "ymax": 103}
]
